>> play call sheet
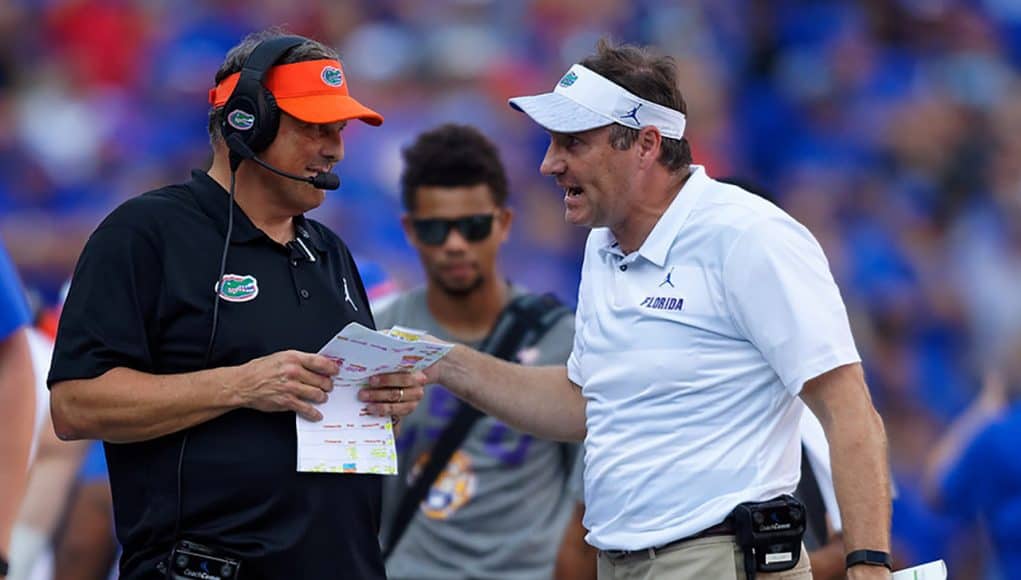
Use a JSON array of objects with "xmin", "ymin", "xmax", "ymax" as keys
[{"xmin": 296, "ymin": 322, "xmax": 451, "ymax": 474}]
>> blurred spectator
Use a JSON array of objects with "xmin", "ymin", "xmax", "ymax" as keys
[
  {"xmin": 8, "ymin": 285, "xmax": 105, "ymax": 580},
  {"xmin": 926, "ymin": 348, "xmax": 1021, "ymax": 575},
  {"xmin": 7, "ymin": 309, "xmax": 91, "ymax": 580},
  {"xmin": 0, "ymin": 240, "xmax": 36, "ymax": 574}
]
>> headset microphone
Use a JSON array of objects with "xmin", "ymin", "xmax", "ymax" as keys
[{"xmin": 226, "ymin": 133, "xmax": 341, "ymax": 190}]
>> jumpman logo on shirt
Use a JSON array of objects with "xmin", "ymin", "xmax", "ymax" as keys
[
  {"xmin": 342, "ymin": 277, "xmax": 358, "ymax": 311},
  {"xmin": 620, "ymin": 103, "xmax": 642, "ymax": 125},
  {"xmin": 659, "ymin": 267, "xmax": 675, "ymax": 288}
]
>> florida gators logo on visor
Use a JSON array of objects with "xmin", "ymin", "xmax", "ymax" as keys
[
  {"xmin": 209, "ymin": 60, "xmax": 383, "ymax": 126},
  {"xmin": 321, "ymin": 66, "xmax": 344, "ymax": 87},
  {"xmin": 227, "ymin": 109, "xmax": 256, "ymax": 130}
]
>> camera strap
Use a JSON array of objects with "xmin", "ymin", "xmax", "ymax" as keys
[{"xmin": 382, "ymin": 292, "xmax": 571, "ymax": 561}]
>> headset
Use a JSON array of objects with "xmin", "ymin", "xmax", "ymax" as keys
[
  {"xmin": 219, "ymin": 35, "xmax": 341, "ymax": 188},
  {"xmin": 221, "ymin": 35, "xmax": 306, "ymax": 169}
]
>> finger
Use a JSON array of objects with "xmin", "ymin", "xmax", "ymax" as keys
[
  {"xmin": 422, "ymin": 363, "xmax": 442, "ymax": 384},
  {"xmin": 365, "ymin": 402, "xmax": 418, "ymax": 418},
  {"xmin": 293, "ymin": 383, "xmax": 329, "ymax": 404},
  {"xmin": 358, "ymin": 385, "xmax": 426, "ymax": 405},
  {"xmin": 292, "ymin": 399, "xmax": 324, "ymax": 422},
  {"xmin": 358, "ymin": 387, "xmax": 404, "ymax": 404},
  {"xmin": 299, "ymin": 352, "xmax": 341, "ymax": 377},
  {"xmin": 367, "ymin": 370, "xmax": 428, "ymax": 389},
  {"xmin": 272, "ymin": 361, "xmax": 333, "ymax": 393},
  {"xmin": 291, "ymin": 366, "xmax": 334, "ymax": 392},
  {"xmin": 399, "ymin": 386, "xmax": 425, "ymax": 403}
]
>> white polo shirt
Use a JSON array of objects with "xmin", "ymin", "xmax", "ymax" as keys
[{"xmin": 568, "ymin": 165, "xmax": 860, "ymax": 550}]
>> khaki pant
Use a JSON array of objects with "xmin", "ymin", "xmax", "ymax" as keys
[{"xmin": 597, "ymin": 536, "xmax": 812, "ymax": 580}]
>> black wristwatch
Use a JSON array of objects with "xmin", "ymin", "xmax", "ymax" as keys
[{"xmin": 845, "ymin": 549, "xmax": 893, "ymax": 571}]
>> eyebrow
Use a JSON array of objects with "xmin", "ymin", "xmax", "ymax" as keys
[{"xmin": 549, "ymin": 131, "xmax": 580, "ymax": 141}]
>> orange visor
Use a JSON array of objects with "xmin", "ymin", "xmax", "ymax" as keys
[{"xmin": 208, "ymin": 59, "xmax": 383, "ymax": 126}]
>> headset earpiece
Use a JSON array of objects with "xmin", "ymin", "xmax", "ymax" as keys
[{"xmin": 219, "ymin": 35, "xmax": 305, "ymax": 156}]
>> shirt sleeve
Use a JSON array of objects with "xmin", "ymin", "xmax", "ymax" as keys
[
  {"xmin": 723, "ymin": 216, "xmax": 860, "ymax": 395},
  {"xmin": 48, "ymin": 223, "xmax": 163, "ymax": 385},
  {"xmin": 566, "ymin": 286, "xmax": 586, "ymax": 388},
  {"xmin": 0, "ymin": 240, "xmax": 31, "ymax": 339},
  {"xmin": 567, "ymin": 237, "xmax": 595, "ymax": 389}
]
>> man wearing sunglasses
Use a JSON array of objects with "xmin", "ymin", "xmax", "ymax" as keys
[{"xmin": 376, "ymin": 124, "xmax": 579, "ymax": 580}]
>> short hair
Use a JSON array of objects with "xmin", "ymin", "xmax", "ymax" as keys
[
  {"xmin": 400, "ymin": 124, "xmax": 509, "ymax": 212},
  {"xmin": 580, "ymin": 38, "xmax": 692, "ymax": 172},
  {"xmin": 207, "ymin": 29, "xmax": 339, "ymax": 145}
]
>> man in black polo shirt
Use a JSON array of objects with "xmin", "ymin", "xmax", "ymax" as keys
[{"xmin": 48, "ymin": 31, "xmax": 426, "ymax": 579}]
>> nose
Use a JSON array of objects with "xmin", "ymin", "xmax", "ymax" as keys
[
  {"xmin": 539, "ymin": 141, "xmax": 564, "ymax": 176},
  {"xmin": 442, "ymin": 226, "xmax": 471, "ymax": 251},
  {"xmin": 320, "ymin": 125, "xmax": 344, "ymax": 162}
]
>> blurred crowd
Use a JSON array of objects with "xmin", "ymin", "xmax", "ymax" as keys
[{"xmin": 2, "ymin": 0, "xmax": 1021, "ymax": 578}]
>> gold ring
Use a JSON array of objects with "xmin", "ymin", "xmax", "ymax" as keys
[{"xmin": 398, "ymin": 388, "xmax": 405, "ymax": 403}]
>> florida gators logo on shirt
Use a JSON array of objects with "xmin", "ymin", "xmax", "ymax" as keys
[{"xmin": 216, "ymin": 274, "xmax": 259, "ymax": 302}]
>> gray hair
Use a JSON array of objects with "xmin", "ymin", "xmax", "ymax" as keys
[
  {"xmin": 580, "ymin": 38, "xmax": 692, "ymax": 173},
  {"xmin": 207, "ymin": 29, "xmax": 339, "ymax": 145}
]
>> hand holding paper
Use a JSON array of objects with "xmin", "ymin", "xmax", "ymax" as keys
[
  {"xmin": 358, "ymin": 370, "xmax": 428, "ymax": 418},
  {"xmin": 295, "ymin": 323, "xmax": 451, "ymax": 474}
]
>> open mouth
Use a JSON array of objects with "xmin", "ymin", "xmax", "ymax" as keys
[{"xmin": 565, "ymin": 186, "xmax": 584, "ymax": 197}]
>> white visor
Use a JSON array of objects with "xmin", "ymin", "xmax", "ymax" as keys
[{"xmin": 508, "ymin": 64, "xmax": 686, "ymax": 140}]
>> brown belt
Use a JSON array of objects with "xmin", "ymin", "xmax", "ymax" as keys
[{"xmin": 601, "ymin": 520, "xmax": 736, "ymax": 561}]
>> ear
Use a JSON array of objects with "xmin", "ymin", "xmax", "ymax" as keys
[
  {"xmin": 496, "ymin": 206, "xmax": 514, "ymax": 244},
  {"xmin": 635, "ymin": 126, "xmax": 662, "ymax": 170}
]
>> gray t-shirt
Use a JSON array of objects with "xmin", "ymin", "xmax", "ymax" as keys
[{"xmin": 377, "ymin": 286, "xmax": 579, "ymax": 580}]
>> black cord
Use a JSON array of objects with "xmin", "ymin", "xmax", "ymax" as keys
[
  {"xmin": 745, "ymin": 548, "xmax": 757, "ymax": 580},
  {"xmin": 205, "ymin": 169, "xmax": 236, "ymax": 367},
  {"xmin": 170, "ymin": 169, "xmax": 237, "ymax": 548}
]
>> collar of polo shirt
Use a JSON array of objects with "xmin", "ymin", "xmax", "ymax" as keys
[
  {"xmin": 508, "ymin": 64, "xmax": 686, "ymax": 139},
  {"xmin": 595, "ymin": 166, "xmax": 709, "ymax": 265}
]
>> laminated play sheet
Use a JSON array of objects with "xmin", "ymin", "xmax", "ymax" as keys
[{"xmin": 296, "ymin": 323, "xmax": 451, "ymax": 474}]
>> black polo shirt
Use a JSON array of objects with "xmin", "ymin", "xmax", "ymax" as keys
[{"xmin": 50, "ymin": 170, "xmax": 384, "ymax": 579}]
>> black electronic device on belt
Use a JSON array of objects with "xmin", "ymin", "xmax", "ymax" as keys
[
  {"xmin": 166, "ymin": 540, "xmax": 242, "ymax": 580},
  {"xmin": 731, "ymin": 494, "xmax": 806, "ymax": 580}
]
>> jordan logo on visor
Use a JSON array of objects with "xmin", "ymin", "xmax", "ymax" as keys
[{"xmin": 620, "ymin": 103, "xmax": 642, "ymax": 125}]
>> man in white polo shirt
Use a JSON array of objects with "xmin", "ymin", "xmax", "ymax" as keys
[{"xmin": 423, "ymin": 39, "xmax": 892, "ymax": 580}]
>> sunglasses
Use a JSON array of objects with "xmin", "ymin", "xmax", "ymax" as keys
[{"xmin": 411, "ymin": 214, "xmax": 496, "ymax": 246}]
